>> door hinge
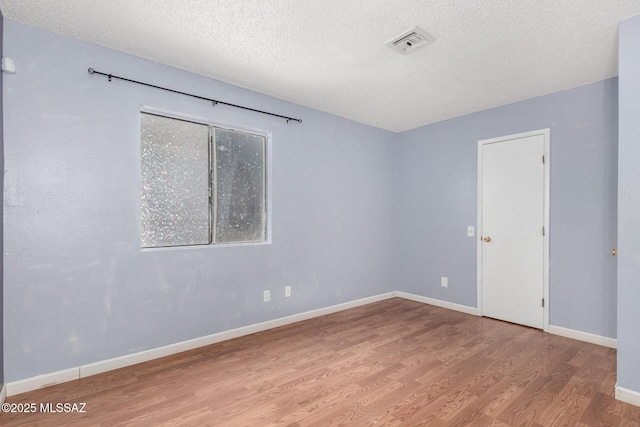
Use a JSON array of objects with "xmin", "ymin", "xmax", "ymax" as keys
[
  {"xmin": 542, "ymin": 298, "xmax": 545, "ymax": 308},
  {"xmin": 542, "ymin": 226, "xmax": 545, "ymax": 236},
  {"xmin": 542, "ymin": 155, "xmax": 545, "ymax": 164}
]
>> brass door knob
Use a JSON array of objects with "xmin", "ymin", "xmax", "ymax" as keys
[
  {"xmin": 483, "ymin": 236, "xmax": 492, "ymax": 243},
  {"xmin": 612, "ymin": 249, "xmax": 618, "ymax": 256}
]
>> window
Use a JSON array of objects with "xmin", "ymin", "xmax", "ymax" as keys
[{"xmin": 140, "ymin": 113, "xmax": 267, "ymax": 248}]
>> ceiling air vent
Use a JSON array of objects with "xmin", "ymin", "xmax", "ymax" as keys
[{"xmin": 386, "ymin": 26, "xmax": 435, "ymax": 55}]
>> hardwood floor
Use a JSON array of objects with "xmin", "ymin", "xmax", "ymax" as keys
[{"xmin": 2, "ymin": 298, "xmax": 638, "ymax": 426}]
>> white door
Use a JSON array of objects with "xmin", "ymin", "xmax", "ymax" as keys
[{"xmin": 480, "ymin": 133, "xmax": 545, "ymax": 329}]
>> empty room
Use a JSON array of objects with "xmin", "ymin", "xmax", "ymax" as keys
[{"xmin": 1, "ymin": 0, "xmax": 640, "ymax": 425}]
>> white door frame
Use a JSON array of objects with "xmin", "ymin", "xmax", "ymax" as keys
[{"xmin": 477, "ymin": 129, "xmax": 550, "ymax": 332}]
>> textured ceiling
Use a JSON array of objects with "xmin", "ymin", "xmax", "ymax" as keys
[{"xmin": 1, "ymin": 0, "xmax": 639, "ymax": 132}]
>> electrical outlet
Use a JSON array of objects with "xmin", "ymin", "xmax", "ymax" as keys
[
  {"xmin": 441, "ymin": 277, "xmax": 448, "ymax": 288},
  {"xmin": 263, "ymin": 290, "xmax": 270, "ymax": 302},
  {"xmin": 285, "ymin": 286, "xmax": 291, "ymax": 297}
]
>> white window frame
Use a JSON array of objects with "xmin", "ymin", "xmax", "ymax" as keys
[{"xmin": 140, "ymin": 107, "xmax": 272, "ymax": 249}]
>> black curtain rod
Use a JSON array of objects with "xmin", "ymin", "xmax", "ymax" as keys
[{"xmin": 87, "ymin": 68, "xmax": 302, "ymax": 124}]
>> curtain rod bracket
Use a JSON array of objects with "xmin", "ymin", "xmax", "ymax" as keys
[{"xmin": 87, "ymin": 67, "xmax": 302, "ymax": 124}]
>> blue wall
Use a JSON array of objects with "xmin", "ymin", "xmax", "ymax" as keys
[
  {"xmin": 617, "ymin": 15, "xmax": 640, "ymax": 396},
  {"xmin": 0, "ymin": 11, "xmax": 4, "ymax": 388},
  {"xmin": 1, "ymin": 17, "xmax": 625, "ymax": 385},
  {"xmin": 2, "ymin": 20, "xmax": 397, "ymax": 382},
  {"xmin": 396, "ymin": 79, "xmax": 618, "ymax": 338}
]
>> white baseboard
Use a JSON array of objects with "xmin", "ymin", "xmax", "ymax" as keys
[
  {"xmin": 0, "ymin": 383, "xmax": 6, "ymax": 405},
  {"xmin": 7, "ymin": 368, "xmax": 79, "ymax": 397},
  {"xmin": 80, "ymin": 291, "xmax": 395, "ymax": 378},
  {"xmin": 616, "ymin": 385, "xmax": 640, "ymax": 407},
  {"xmin": 8, "ymin": 292, "xmax": 396, "ymax": 396},
  {"xmin": 397, "ymin": 291, "xmax": 478, "ymax": 316},
  {"xmin": 19, "ymin": 292, "xmax": 619, "ymax": 398},
  {"xmin": 548, "ymin": 325, "xmax": 617, "ymax": 349},
  {"xmin": 399, "ymin": 296, "xmax": 617, "ymax": 350}
]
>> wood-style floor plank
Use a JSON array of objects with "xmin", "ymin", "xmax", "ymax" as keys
[{"xmin": 1, "ymin": 298, "xmax": 637, "ymax": 426}]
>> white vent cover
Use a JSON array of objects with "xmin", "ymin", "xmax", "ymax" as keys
[{"xmin": 386, "ymin": 26, "xmax": 435, "ymax": 55}]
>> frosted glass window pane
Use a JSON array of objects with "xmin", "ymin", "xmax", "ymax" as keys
[
  {"xmin": 140, "ymin": 113, "xmax": 210, "ymax": 247},
  {"xmin": 214, "ymin": 129, "xmax": 266, "ymax": 243}
]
